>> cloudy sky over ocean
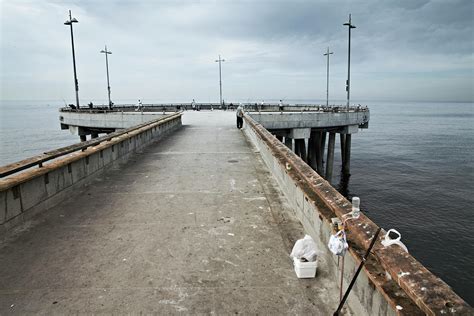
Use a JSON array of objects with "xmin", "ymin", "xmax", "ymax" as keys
[{"xmin": 1, "ymin": 0, "xmax": 473, "ymax": 103}]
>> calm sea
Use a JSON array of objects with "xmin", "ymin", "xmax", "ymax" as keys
[{"xmin": 0, "ymin": 100, "xmax": 473, "ymax": 304}]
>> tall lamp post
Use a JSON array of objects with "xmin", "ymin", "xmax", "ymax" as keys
[
  {"xmin": 100, "ymin": 45, "xmax": 113, "ymax": 108},
  {"xmin": 323, "ymin": 47, "xmax": 333, "ymax": 107},
  {"xmin": 343, "ymin": 14, "xmax": 356, "ymax": 110},
  {"xmin": 215, "ymin": 55, "xmax": 225, "ymax": 107},
  {"xmin": 64, "ymin": 10, "xmax": 80, "ymax": 110}
]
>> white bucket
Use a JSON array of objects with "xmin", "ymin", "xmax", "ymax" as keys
[{"xmin": 293, "ymin": 257, "xmax": 317, "ymax": 278}]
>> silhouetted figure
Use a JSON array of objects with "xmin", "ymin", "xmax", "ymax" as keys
[
  {"xmin": 236, "ymin": 104, "xmax": 244, "ymax": 129},
  {"xmin": 135, "ymin": 99, "xmax": 143, "ymax": 111},
  {"xmin": 68, "ymin": 104, "xmax": 76, "ymax": 110},
  {"xmin": 88, "ymin": 102, "xmax": 93, "ymax": 109}
]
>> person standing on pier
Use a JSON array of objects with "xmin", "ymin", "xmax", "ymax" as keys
[
  {"xmin": 191, "ymin": 99, "xmax": 196, "ymax": 111},
  {"xmin": 136, "ymin": 99, "xmax": 143, "ymax": 111},
  {"xmin": 236, "ymin": 104, "xmax": 244, "ymax": 129}
]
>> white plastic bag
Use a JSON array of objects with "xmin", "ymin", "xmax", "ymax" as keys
[
  {"xmin": 328, "ymin": 230, "xmax": 348, "ymax": 256},
  {"xmin": 290, "ymin": 235, "xmax": 319, "ymax": 262},
  {"xmin": 381, "ymin": 229, "xmax": 408, "ymax": 252}
]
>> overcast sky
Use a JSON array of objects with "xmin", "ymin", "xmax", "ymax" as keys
[{"xmin": 0, "ymin": 0, "xmax": 473, "ymax": 104}]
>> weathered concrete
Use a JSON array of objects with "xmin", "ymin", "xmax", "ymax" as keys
[
  {"xmin": 0, "ymin": 111, "xmax": 342, "ymax": 314},
  {"xmin": 248, "ymin": 110, "xmax": 369, "ymax": 130},
  {"xmin": 60, "ymin": 110, "xmax": 167, "ymax": 135}
]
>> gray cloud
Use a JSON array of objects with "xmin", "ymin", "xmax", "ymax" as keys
[{"xmin": 1, "ymin": 0, "xmax": 472, "ymax": 103}]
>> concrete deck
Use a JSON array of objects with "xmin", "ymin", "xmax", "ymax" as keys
[{"xmin": 0, "ymin": 111, "xmax": 342, "ymax": 314}]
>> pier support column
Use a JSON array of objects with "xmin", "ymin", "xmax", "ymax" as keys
[
  {"xmin": 340, "ymin": 133, "xmax": 346, "ymax": 166},
  {"xmin": 294, "ymin": 139, "xmax": 307, "ymax": 162},
  {"xmin": 80, "ymin": 135, "xmax": 87, "ymax": 142},
  {"xmin": 284, "ymin": 137, "xmax": 292, "ymax": 150},
  {"xmin": 276, "ymin": 135, "xmax": 283, "ymax": 142},
  {"xmin": 289, "ymin": 128, "xmax": 311, "ymax": 163},
  {"xmin": 343, "ymin": 134, "xmax": 352, "ymax": 175},
  {"xmin": 91, "ymin": 132, "xmax": 99, "ymax": 139},
  {"xmin": 308, "ymin": 131, "xmax": 318, "ymax": 171},
  {"xmin": 325, "ymin": 132, "xmax": 335, "ymax": 181},
  {"xmin": 320, "ymin": 131, "xmax": 327, "ymax": 167},
  {"xmin": 315, "ymin": 132, "xmax": 323, "ymax": 175}
]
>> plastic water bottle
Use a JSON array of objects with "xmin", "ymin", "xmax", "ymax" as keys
[{"xmin": 352, "ymin": 197, "xmax": 360, "ymax": 219}]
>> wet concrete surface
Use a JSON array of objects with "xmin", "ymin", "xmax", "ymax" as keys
[{"xmin": 0, "ymin": 111, "xmax": 342, "ymax": 314}]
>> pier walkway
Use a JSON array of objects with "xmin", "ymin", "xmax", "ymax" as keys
[{"xmin": 0, "ymin": 111, "xmax": 341, "ymax": 314}]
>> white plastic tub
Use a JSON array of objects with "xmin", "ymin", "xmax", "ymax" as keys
[{"xmin": 293, "ymin": 257, "xmax": 317, "ymax": 278}]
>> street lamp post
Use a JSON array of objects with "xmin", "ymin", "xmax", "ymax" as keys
[
  {"xmin": 64, "ymin": 10, "xmax": 80, "ymax": 110},
  {"xmin": 343, "ymin": 14, "xmax": 356, "ymax": 110},
  {"xmin": 323, "ymin": 47, "xmax": 333, "ymax": 107},
  {"xmin": 215, "ymin": 55, "xmax": 225, "ymax": 107},
  {"xmin": 100, "ymin": 45, "xmax": 113, "ymax": 108}
]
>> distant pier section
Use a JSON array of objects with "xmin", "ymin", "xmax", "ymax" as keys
[{"xmin": 60, "ymin": 103, "xmax": 369, "ymax": 178}]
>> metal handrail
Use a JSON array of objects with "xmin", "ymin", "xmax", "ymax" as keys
[{"xmin": 0, "ymin": 112, "xmax": 182, "ymax": 178}]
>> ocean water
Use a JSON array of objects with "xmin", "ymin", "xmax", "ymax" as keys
[
  {"xmin": 331, "ymin": 101, "xmax": 474, "ymax": 305},
  {"xmin": 0, "ymin": 100, "xmax": 473, "ymax": 304},
  {"xmin": 0, "ymin": 101, "xmax": 79, "ymax": 164}
]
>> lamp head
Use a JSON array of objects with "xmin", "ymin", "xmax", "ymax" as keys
[{"xmin": 64, "ymin": 17, "xmax": 78, "ymax": 25}]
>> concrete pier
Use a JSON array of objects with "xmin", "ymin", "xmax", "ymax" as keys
[
  {"xmin": 2, "ymin": 108, "xmax": 470, "ymax": 315},
  {"xmin": 248, "ymin": 107, "xmax": 368, "ymax": 181},
  {"xmin": 0, "ymin": 111, "xmax": 341, "ymax": 314}
]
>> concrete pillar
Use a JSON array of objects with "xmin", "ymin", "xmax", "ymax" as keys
[
  {"xmin": 294, "ymin": 139, "xmax": 307, "ymax": 162},
  {"xmin": 325, "ymin": 132, "xmax": 336, "ymax": 181},
  {"xmin": 343, "ymin": 134, "xmax": 352, "ymax": 175},
  {"xmin": 320, "ymin": 132, "xmax": 327, "ymax": 165},
  {"xmin": 294, "ymin": 139, "xmax": 301, "ymax": 157},
  {"xmin": 315, "ymin": 132, "xmax": 323, "ymax": 175},
  {"xmin": 284, "ymin": 137, "xmax": 292, "ymax": 149},
  {"xmin": 308, "ymin": 131, "xmax": 318, "ymax": 171},
  {"xmin": 340, "ymin": 133, "xmax": 346, "ymax": 165},
  {"xmin": 80, "ymin": 135, "xmax": 87, "ymax": 142},
  {"xmin": 299, "ymin": 139, "xmax": 307, "ymax": 162},
  {"xmin": 91, "ymin": 132, "xmax": 99, "ymax": 139}
]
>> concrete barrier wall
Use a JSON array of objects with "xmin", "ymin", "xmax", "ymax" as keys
[
  {"xmin": 60, "ymin": 111, "xmax": 167, "ymax": 129},
  {"xmin": 242, "ymin": 115, "xmax": 470, "ymax": 315},
  {"xmin": 0, "ymin": 114, "xmax": 182, "ymax": 234},
  {"xmin": 248, "ymin": 110, "xmax": 369, "ymax": 129}
]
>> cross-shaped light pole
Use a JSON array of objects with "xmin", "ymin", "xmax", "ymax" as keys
[
  {"xmin": 215, "ymin": 55, "xmax": 225, "ymax": 107},
  {"xmin": 100, "ymin": 45, "xmax": 113, "ymax": 108},
  {"xmin": 64, "ymin": 10, "xmax": 80, "ymax": 110},
  {"xmin": 343, "ymin": 14, "xmax": 356, "ymax": 110},
  {"xmin": 323, "ymin": 47, "xmax": 334, "ymax": 107}
]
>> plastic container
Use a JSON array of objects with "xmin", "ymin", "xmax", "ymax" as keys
[
  {"xmin": 352, "ymin": 196, "xmax": 360, "ymax": 219},
  {"xmin": 293, "ymin": 257, "xmax": 317, "ymax": 278}
]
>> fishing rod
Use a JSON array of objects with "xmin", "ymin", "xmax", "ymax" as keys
[{"xmin": 333, "ymin": 227, "xmax": 382, "ymax": 316}]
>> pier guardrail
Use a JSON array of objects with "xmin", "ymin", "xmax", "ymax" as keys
[
  {"xmin": 242, "ymin": 113, "xmax": 471, "ymax": 315},
  {"xmin": 59, "ymin": 103, "xmax": 369, "ymax": 113},
  {"xmin": 0, "ymin": 112, "xmax": 182, "ymax": 178}
]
